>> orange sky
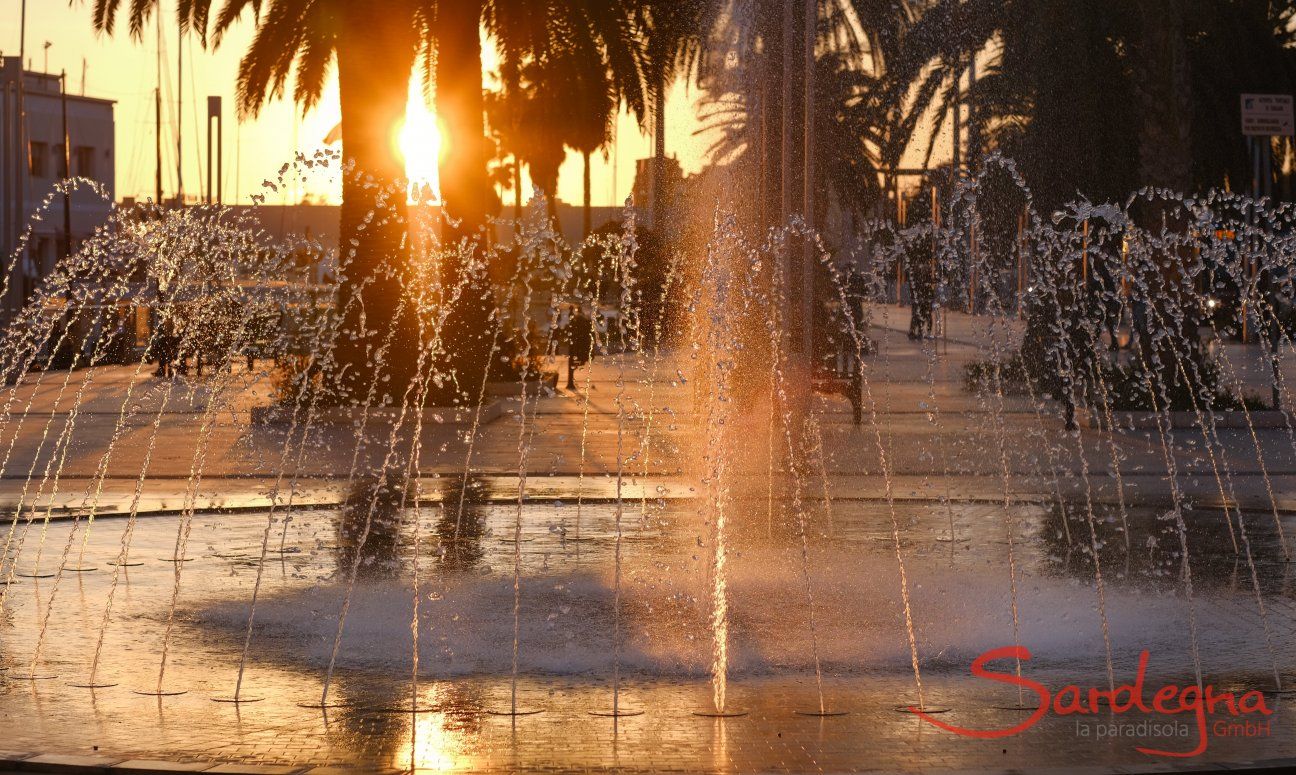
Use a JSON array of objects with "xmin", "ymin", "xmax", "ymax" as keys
[{"xmin": 1, "ymin": 0, "xmax": 713, "ymax": 207}]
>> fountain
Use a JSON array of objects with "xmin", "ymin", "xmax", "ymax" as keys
[{"xmin": 0, "ymin": 152, "xmax": 1293, "ymax": 771}]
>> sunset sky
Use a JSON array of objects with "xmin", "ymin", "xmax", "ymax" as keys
[{"xmin": 1, "ymin": 0, "xmax": 714, "ymax": 207}]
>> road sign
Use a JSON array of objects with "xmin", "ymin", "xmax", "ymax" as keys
[{"xmin": 1241, "ymin": 93, "xmax": 1294, "ymax": 136}]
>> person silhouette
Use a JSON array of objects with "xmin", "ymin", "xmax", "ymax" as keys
[
  {"xmin": 566, "ymin": 306, "xmax": 594, "ymax": 391},
  {"xmin": 844, "ymin": 267, "xmax": 869, "ymax": 425}
]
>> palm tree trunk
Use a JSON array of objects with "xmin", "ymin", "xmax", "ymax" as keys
[
  {"xmin": 542, "ymin": 174, "xmax": 560, "ymax": 227},
  {"xmin": 1133, "ymin": 0, "xmax": 1197, "ymax": 389},
  {"xmin": 437, "ymin": 0, "xmax": 491, "ymax": 238},
  {"xmin": 331, "ymin": 17, "xmax": 418, "ymax": 404},
  {"xmin": 435, "ymin": 0, "xmax": 495, "ymax": 400},
  {"xmin": 760, "ymin": 2, "xmax": 784, "ymax": 232},
  {"xmin": 1135, "ymin": 0, "xmax": 1192, "ymax": 195},
  {"xmin": 583, "ymin": 151, "xmax": 592, "ymax": 238},
  {"xmin": 652, "ymin": 75, "xmax": 666, "ymax": 228},
  {"xmin": 514, "ymin": 156, "xmax": 523, "ymax": 228}
]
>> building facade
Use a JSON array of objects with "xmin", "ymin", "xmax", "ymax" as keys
[{"xmin": 1, "ymin": 56, "xmax": 115, "ymax": 317}]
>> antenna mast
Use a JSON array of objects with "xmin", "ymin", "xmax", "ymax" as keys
[{"xmin": 155, "ymin": 6, "xmax": 163, "ymax": 204}]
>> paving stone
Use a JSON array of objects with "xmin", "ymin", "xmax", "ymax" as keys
[
  {"xmin": 111, "ymin": 762, "xmax": 213, "ymax": 773},
  {"xmin": 20, "ymin": 755, "xmax": 124, "ymax": 773},
  {"xmin": 3, "ymin": 340, "xmax": 1296, "ymax": 772}
]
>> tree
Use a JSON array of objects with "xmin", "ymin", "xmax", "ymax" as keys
[
  {"xmin": 88, "ymin": 0, "xmax": 425, "ymax": 403},
  {"xmin": 486, "ymin": 36, "xmax": 620, "ymax": 235},
  {"xmin": 636, "ymin": 0, "xmax": 722, "ymax": 224},
  {"xmin": 426, "ymin": 0, "xmax": 653, "ymax": 394},
  {"xmin": 645, "ymin": 0, "xmax": 916, "ymax": 230},
  {"xmin": 896, "ymin": 0, "xmax": 1296, "ymax": 204},
  {"xmin": 511, "ymin": 63, "xmax": 570, "ymax": 223},
  {"xmin": 87, "ymin": 0, "xmax": 654, "ymax": 401},
  {"xmin": 892, "ymin": 0, "xmax": 1296, "ymax": 411},
  {"xmin": 564, "ymin": 69, "xmax": 617, "ymax": 239}
]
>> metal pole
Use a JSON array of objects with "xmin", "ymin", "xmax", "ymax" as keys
[
  {"xmin": 801, "ymin": 0, "xmax": 815, "ymax": 359},
  {"xmin": 155, "ymin": 8, "xmax": 163, "ymax": 205},
  {"xmin": 1245, "ymin": 136, "xmax": 1259, "ymax": 343},
  {"xmin": 1017, "ymin": 209, "xmax": 1025, "ymax": 317},
  {"xmin": 780, "ymin": 0, "xmax": 796, "ymax": 353},
  {"xmin": 1082, "ymin": 219, "xmax": 1089, "ymax": 287},
  {"xmin": 932, "ymin": 185, "xmax": 941, "ymax": 340},
  {"xmin": 967, "ymin": 54, "xmax": 978, "ymax": 169},
  {"xmin": 61, "ymin": 71, "xmax": 71, "ymax": 260},
  {"xmin": 15, "ymin": 0, "xmax": 27, "ymax": 278},
  {"xmin": 653, "ymin": 74, "xmax": 665, "ymax": 228},
  {"xmin": 895, "ymin": 192, "xmax": 904, "ymax": 304},
  {"xmin": 780, "ymin": 0, "xmax": 794, "ymax": 229},
  {"xmin": 4, "ymin": 82, "xmax": 12, "ymax": 289},
  {"xmin": 760, "ymin": 72, "xmax": 770, "ymax": 229},
  {"xmin": 951, "ymin": 58, "xmax": 961, "ymax": 174},
  {"xmin": 177, "ymin": 16, "xmax": 184, "ymax": 207},
  {"xmin": 206, "ymin": 96, "xmax": 222, "ymax": 205}
]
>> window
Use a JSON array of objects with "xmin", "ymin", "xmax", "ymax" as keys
[
  {"xmin": 28, "ymin": 141, "xmax": 48, "ymax": 178},
  {"xmin": 75, "ymin": 146, "xmax": 96, "ymax": 179}
]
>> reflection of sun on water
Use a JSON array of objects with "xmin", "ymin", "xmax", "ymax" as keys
[
  {"xmin": 390, "ymin": 707, "xmax": 475, "ymax": 771},
  {"xmin": 384, "ymin": 683, "xmax": 481, "ymax": 772},
  {"xmin": 398, "ymin": 83, "xmax": 443, "ymax": 199}
]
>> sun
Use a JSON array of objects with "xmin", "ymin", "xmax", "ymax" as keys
[{"xmin": 398, "ymin": 85, "xmax": 443, "ymax": 198}]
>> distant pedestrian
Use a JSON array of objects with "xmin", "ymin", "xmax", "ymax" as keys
[
  {"xmin": 844, "ymin": 267, "xmax": 869, "ymax": 425},
  {"xmin": 908, "ymin": 249, "xmax": 935, "ymax": 340},
  {"xmin": 566, "ymin": 306, "xmax": 594, "ymax": 391},
  {"xmin": 154, "ymin": 317, "xmax": 178, "ymax": 379}
]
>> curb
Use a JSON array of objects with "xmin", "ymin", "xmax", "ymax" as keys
[
  {"xmin": 4, "ymin": 752, "xmax": 1295, "ymax": 775},
  {"xmin": 0, "ymin": 754, "xmax": 400, "ymax": 775},
  {"xmin": 249, "ymin": 399, "xmax": 505, "ymax": 427},
  {"xmin": 1084, "ymin": 409, "xmax": 1293, "ymax": 430},
  {"xmin": 11, "ymin": 487, "xmax": 1296, "ymax": 523}
]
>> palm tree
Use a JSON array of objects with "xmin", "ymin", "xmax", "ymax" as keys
[
  {"xmin": 87, "ymin": 0, "xmax": 425, "ymax": 402},
  {"xmin": 891, "ymin": 0, "xmax": 1296, "ymax": 407},
  {"xmin": 636, "ymin": 0, "xmax": 722, "ymax": 224},
  {"xmin": 897, "ymin": 0, "xmax": 1296, "ymax": 203},
  {"xmin": 87, "ymin": 0, "xmax": 653, "ymax": 399},
  {"xmin": 700, "ymin": 48, "xmax": 896, "ymax": 224},
  {"xmin": 512, "ymin": 62, "xmax": 571, "ymax": 223},
  {"xmin": 425, "ymin": 0, "xmax": 655, "ymax": 393},
  {"xmin": 640, "ymin": 0, "xmax": 915, "ymax": 228},
  {"xmin": 486, "ymin": 37, "xmax": 619, "ymax": 235},
  {"xmin": 563, "ymin": 65, "xmax": 617, "ymax": 238}
]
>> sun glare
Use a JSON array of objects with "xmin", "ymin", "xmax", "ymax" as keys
[{"xmin": 398, "ymin": 85, "xmax": 443, "ymax": 198}]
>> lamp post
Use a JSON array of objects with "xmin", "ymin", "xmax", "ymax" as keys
[
  {"xmin": 61, "ymin": 71, "xmax": 71, "ymax": 260},
  {"xmin": 801, "ymin": 0, "xmax": 816, "ymax": 361},
  {"xmin": 206, "ymin": 96, "xmax": 223, "ymax": 205},
  {"xmin": 781, "ymin": 0, "xmax": 817, "ymax": 362}
]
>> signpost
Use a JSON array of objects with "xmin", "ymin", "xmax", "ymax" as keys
[
  {"xmin": 1238, "ymin": 94, "xmax": 1291, "ymax": 374},
  {"xmin": 1241, "ymin": 94, "xmax": 1294, "ymax": 136}
]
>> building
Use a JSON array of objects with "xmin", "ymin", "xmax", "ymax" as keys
[
  {"xmin": 631, "ymin": 156, "xmax": 683, "ymax": 227},
  {"xmin": 222, "ymin": 200, "xmax": 633, "ymax": 258},
  {"xmin": 0, "ymin": 56, "xmax": 116, "ymax": 316}
]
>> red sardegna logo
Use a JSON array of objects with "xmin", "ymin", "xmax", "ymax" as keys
[{"xmin": 907, "ymin": 646, "xmax": 1274, "ymax": 758}]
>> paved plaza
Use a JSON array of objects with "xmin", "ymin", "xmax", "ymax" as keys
[{"xmin": 0, "ymin": 310, "xmax": 1295, "ymax": 773}]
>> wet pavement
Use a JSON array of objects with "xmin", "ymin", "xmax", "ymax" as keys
[
  {"xmin": 1, "ymin": 493, "xmax": 1294, "ymax": 773},
  {"xmin": 3, "ymin": 318, "xmax": 1296, "ymax": 772}
]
